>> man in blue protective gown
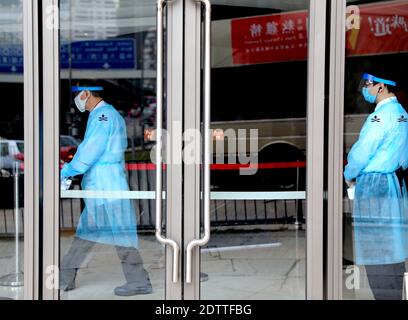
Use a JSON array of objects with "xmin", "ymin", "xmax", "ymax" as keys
[
  {"xmin": 59, "ymin": 83, "xmax": 152, "ymax": 296},
  {"xmin": 344, "ymin": 71, "xmax": 408, "ymax": 300}
]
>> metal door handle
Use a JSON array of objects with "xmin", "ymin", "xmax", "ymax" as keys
[
  {"xmin": 186, "ymin": 0, "xmax": 211, "ymax": 284},
  {"xmin": 156, "ymin": 0, "xmax": 180, "ymax": 283}
]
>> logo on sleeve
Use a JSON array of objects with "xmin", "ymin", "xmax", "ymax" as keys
[
  {"xmin": 398, "ymin": 115, "xmax": 408, "ymax": 123},
  {"xmin": 98, "ymin": 114, "xmax": 108, "ymax": 122},
  {"xmin": 370, "ymin": 115, "xmax": 381, "ymax": 123}
]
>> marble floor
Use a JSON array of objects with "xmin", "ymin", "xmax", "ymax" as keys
[{"xmin": 0, "ymin": 227, "xmax": 377, "ymax": 300}]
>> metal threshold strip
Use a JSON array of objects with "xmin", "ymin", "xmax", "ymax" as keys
[
  {"xmin": 201, "ymin": 243, "xmax": 283, "ymax": 254},
  {"xmin": 60, "ymin": 190, "xmax": 306, "ymax": 200}
]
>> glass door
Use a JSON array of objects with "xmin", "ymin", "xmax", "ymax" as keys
[
  {"xmin": 42, "ymin": 0, "xmax": 184, "ymax": 300},
  {"xmin": 41, "ymin": 0, "xmax": 327, "ymax": 300},
  {"xmin": 340, "ymin": 0, "xmax": 408, "ymax": 300},
  {"xmin": 327, "ymin": 0, "xmax": 408, "ymax": 300},
  {"xmin": 0, "ymin": 0, "xmax": 25, "ymax": 300},
  {"xmin": 183, "ymin": 0, "xmax": 327, "ymax": 299}
]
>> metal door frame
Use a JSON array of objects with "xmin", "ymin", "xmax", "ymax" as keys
[
  {"xmin": 23, "ymin": 0, "xmax": 40, "ymax": 300},
  {"xmin": 306, "ymin": 0, "xmax": 326, "ymax": 300},
  {"xmin": 164, "ymin": 0, "xmax": 184, "ymax": 300},
  {"xmin": 183, "ymin": 0, "xmax": 202, "ymax": 299},
  {"xmin": 38, "ymin": 0, "xmax": 333, "ymax": 300},
  {"xmin": 182, "ymin": 0, "xmax": 327, "ymax": 300},
  {"xmin": 41, "ymin": 0, "xmax": 184, "ymax": 300},
  {"xmin": 326, "ymin": 0, "xmax": 346, "ymax": 300}
]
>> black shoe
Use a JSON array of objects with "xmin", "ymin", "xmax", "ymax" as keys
[
  {"xmin": 200, "ymin": 272, "xmax": 209, "ymax": 282},
  {"xmin": 61, "ymin": 280, "xmax": 76, "ymax": 292},
  {"xmin": 114, "ymin": 282, "xmax": 153, "ymax": 296}
]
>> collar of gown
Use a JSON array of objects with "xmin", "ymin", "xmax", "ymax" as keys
[
  {"xmin": 91, "ymin": 100, "xmax": 107, "ymax": 113},
  {"xmin": 375, "ymin": 96, "xmax": 397, "ymax": 112}
]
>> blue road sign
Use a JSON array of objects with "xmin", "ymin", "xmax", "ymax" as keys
[
  {"xmin": 0, "ymin": 44, "xmax": 24, "ymax": 73},
  {"xmin": 60, "ymin": 39, "xmax": 136, "ymax": 69},
  {"xmin": 0, "ymin": 39, "xmax": 136, "ymax": 74}
]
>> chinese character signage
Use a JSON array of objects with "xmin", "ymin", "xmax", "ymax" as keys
[
  {"xmin": 231, "ymin": 11, "xmax": 309, "ymax": 65},
  {"xmin": 346, "ymin": 1, "xmax": 408, "ymax": 56},
  {"xmin": 60, "ymin": 39, "xmax": 136, "ymax": 69},
  {"xmin": 0, "ymin": 39, "xmax": 136, "ymax": 74},
  {"xmin": 0, "ymin": 44, "xmax": 23, "ymax": 73},
  {"xmin": 231, "ymin": 0, "xmax": 408, "ymax": 66}
]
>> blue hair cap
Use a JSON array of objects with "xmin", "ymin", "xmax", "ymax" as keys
[
  {"xmin": 362, "ymin": 73, "xmax": 397, "ymax": 86},
  {"xmin": 71, "ymin": 86, "xmax": 104, "ymax": 92}
]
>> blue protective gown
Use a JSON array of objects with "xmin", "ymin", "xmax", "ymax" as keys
[
  {"xmin": 61, "ymin": 102, "xmax": 138, "ymax": 248},
  {"xmin": 344, "ymin": 97, "xmax": 408, "ymax": 265}
]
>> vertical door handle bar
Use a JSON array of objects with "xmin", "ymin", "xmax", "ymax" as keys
[
  {"xmin": 156, "ymin": 0, "xmax": 180, "ymax": 283},
  {"xmin": 186, "ymin": 0, "xmax": 211, "ymax": 284}
]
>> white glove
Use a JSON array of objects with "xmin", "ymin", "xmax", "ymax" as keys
[
  {"xmin": 347, "ymin": 185, "xmax": 355, "ymax": 200},
  {"xmin": 61, "ymin": 178, "xmax": 72, "ymax": 190}
]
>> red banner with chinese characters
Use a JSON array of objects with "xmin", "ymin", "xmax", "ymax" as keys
[
  {"xmin": 346, "ymin": 0, "xmax": 408, "ymax": 56},
  {"xmin": 231, "ymin": 10, "xmax": 308, "ymax": 65},
  {"xmin": 231, "ymin": 1, "xmax": 408, "ymax": 65}
]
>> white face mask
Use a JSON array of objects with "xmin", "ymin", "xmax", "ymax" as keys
[{"xmin": 74, "ymin": 91, "xmax": 88, "ymax": 112}]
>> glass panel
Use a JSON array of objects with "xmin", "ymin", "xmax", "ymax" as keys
[
  {"xmin": 201, "ymin": 0, "xmax": 309, "ymax": 299},
  {"xmin": 58, "ymin": 0, "xmax": 163, "ymax": 300},
  {"xmin": 0, "ymin": 0, "xmax": 24, "ymax": 300},
  {"xmin": 343, "ymin": 0, "xmax": 408, "ymax": 300}
]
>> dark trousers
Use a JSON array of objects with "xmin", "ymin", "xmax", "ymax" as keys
[
  {"xmin": 365, "ymin": 262, "xmax": 406, "ymax": 300},
  {"xmin": 60, "ymin": 237, "xmax": 151, "ymax": 289}
]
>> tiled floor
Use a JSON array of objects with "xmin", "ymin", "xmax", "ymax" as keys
[
  {"xmin": 0, "ymin": 227, "xmax": 377, "ymax": 300},
  {"xmin": 200, "ymin": 229, "xmax": 306, "ymax": 300},
  {"xmin": 0, "ymin": 239, "xmax": 24, "ymax": 300}
]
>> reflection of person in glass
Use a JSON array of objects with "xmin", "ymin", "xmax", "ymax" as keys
[
  {"xmin": 59, "ymin": 83, "xmax": 152, "ymax": 296},
  {"xmin": 344, "ymin": 71, "xmax": 408, "ymax": 300}
]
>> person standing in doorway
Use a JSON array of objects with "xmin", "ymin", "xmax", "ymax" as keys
[
  {"xmin": 344, "ymin": 71, "xmax": 408, "ymax": 300},
  {"xmin": 60, "ymin": 82, "xmax": 152, "ymax": 296}
]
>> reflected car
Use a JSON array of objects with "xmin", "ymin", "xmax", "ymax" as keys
[
  {"xmin": 0, "ymin": 138, "xmax": 24, "ymax": 175},
  {"xmin": 1, "ymin": 135, "xmax": 80, "ymax": 174},
  {"xmin": 0, "ymin": 139, "xmax": 25, "ymax": 208},
  {"xmin": 60, "ymin": 135, "xmax": 79, "ymax": 163}
]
